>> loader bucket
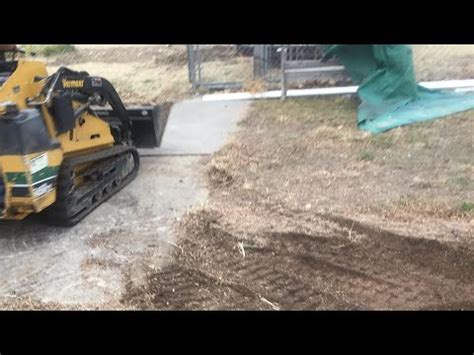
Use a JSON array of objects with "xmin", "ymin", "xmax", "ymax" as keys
[{"xmin": 93, "ymin": 102, "xmax": 172, "ymax": 148}]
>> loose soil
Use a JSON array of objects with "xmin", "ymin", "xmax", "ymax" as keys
[{"xmin": 122, "ymin": 95, "xmax": 474, "ymax": 310}]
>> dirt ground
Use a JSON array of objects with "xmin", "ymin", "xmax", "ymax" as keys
[{"xmin": 123, "ymin": 96, "xmax": 473, "ymax": 310}]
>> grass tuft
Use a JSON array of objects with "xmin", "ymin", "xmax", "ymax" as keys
[
  {"xmin": 460, "ymin": 202, "xmax": 474, "ymax": 214},
  {"xmin": 25, "ymin": 45, "xmax": 75, "ymax": 57},
  {"xmin": 359, "ymin": 150, "xmax": 375, "ymax": 161}
]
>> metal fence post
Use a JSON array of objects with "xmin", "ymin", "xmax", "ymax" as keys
[
  {"xmin": 187, "ymin": 45, "xmax": 197, "ymax": 90},
  {"xmin": 254, "ymin": 45, "xmax": 265, "ymax": 77},
  {"xmin": 195, "ymin": 45, "xmax": 202, "ymax": 85},
  {"xmin": 280, "ymin": 47, "xmax": 287, "ymax": 101}
]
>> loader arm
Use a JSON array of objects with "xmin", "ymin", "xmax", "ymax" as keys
[{"xmin": 31, "ymin": 67, "xmax": 133, "ymax": 143}]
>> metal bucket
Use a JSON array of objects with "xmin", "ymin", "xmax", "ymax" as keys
[{"xmin": 94, "ymin": 102, "xmax": 172, "ymax": 148}]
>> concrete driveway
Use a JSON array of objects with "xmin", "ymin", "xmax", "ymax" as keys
[{"xmin": 0, "ymin": 99, "xmax": 249, "ymax": 308}]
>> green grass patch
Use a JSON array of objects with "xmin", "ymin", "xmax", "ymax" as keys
[
  {"xmin": 449, "ymin": 176, "xmax": 470, "ymax": 189},
  {"xmin": 359, "ymin": 150, "xmax": 375, "ymax": 161},
  {"xmin": 25, "ymin": 45, "xmax": 75, "ymax": 57},
  {"xmin": 460, "ymin": 202, "xmax": 474, "ymax": 213}
]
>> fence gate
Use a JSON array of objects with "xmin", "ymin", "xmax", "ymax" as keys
[
  {"xmin": 187, "ymin": 45, "xmax": 347, "ymax": 91},
  {"xmin": 186, "ymin": 45, "xmax": 252, "ymax": 90}
]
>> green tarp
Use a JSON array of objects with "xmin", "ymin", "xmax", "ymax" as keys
[{"xmin": 325, "ymin": 45, "xmax": 474, "ymax": 133}]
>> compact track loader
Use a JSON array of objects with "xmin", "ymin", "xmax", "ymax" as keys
[{"xmin": 0, "ymin": 45, "xmax": 171, "ymax": 226}]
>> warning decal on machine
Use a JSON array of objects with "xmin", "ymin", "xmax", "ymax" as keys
[
  {"xmin": 33, "ymin": 182, "xmax": 54, "ymax": 197},
  {"xmin": 30, "ymin": 153, "xmax": 49, "ymax": 174}
]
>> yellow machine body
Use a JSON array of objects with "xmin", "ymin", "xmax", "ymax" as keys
[{"xmin": 0, "ymin": 60, "xmax": 115, "ymax": 220}]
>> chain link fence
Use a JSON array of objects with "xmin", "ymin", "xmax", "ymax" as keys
[
  {"xmin": 187, "ymin": 45, "xmax": 349, "ymax": 91},
  {"xmin": 187, "ymin": 45, "xmax": 253, "ymax": 90}
]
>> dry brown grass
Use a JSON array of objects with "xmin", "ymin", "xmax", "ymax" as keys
[
  {"xmin": 30, "ymin": 45, "xmax": 191, "ymax": 104},
  {"xmin": 32, "ymin": 45, "xmax": 256, "ymax": 104},
  {"xmin": 242, "ymin": 78, "xmax": 268, "ymax": 93},
  {"xmin": 46, "ymin": 61, "xmax": 190, "ymax": 105},
  {"xmin": 206, "ymin": 96, "xmax": 474, "ymax": 243},
  {"xmin": 412, "ymin": 45, "xmax": 474, "ymax": 81},
  {"xmin": 199, "ymin": 56, "xmax": 253, "ymax": 84},
  {"xmin": 32, "ymin": 45, "xmax": 262, "ymax": 104},
  {"xmin": 25, "ymin": 45, "xmax": 474, "ymax": 105}
]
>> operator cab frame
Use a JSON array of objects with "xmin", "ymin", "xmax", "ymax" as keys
[{"xmin": 0, "ymin": 45, "xmax": 22, "ymax": 87}]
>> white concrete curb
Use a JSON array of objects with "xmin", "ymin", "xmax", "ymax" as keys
[{"xmin": 201, "ymin": 79, "xmax": 474, "ymax": 102}]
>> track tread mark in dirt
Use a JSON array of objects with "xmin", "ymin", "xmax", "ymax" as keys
[
  {"xmin": 263, "ymin": 231, "xmax": 473, "ymax": 309},
  {"xmin": 308, "ymin": 213, "xmax": 474, "ymax": 285},
  {"xmin": 123, "ymin": 214, "xmax": 474, "ymax": 310},
  {"xmin": 123, "ymin": 265, "xmax": 262, "ymax": 310}
]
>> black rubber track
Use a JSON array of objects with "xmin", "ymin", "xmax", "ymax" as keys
[{"xmin": 41, "ymin": 145, "xmax": 139, "ymax": 226}]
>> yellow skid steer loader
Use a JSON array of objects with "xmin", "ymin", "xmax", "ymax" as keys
[{"xmin": 0, "ymin": 45, "xmax": 171, "ymax": 226}]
